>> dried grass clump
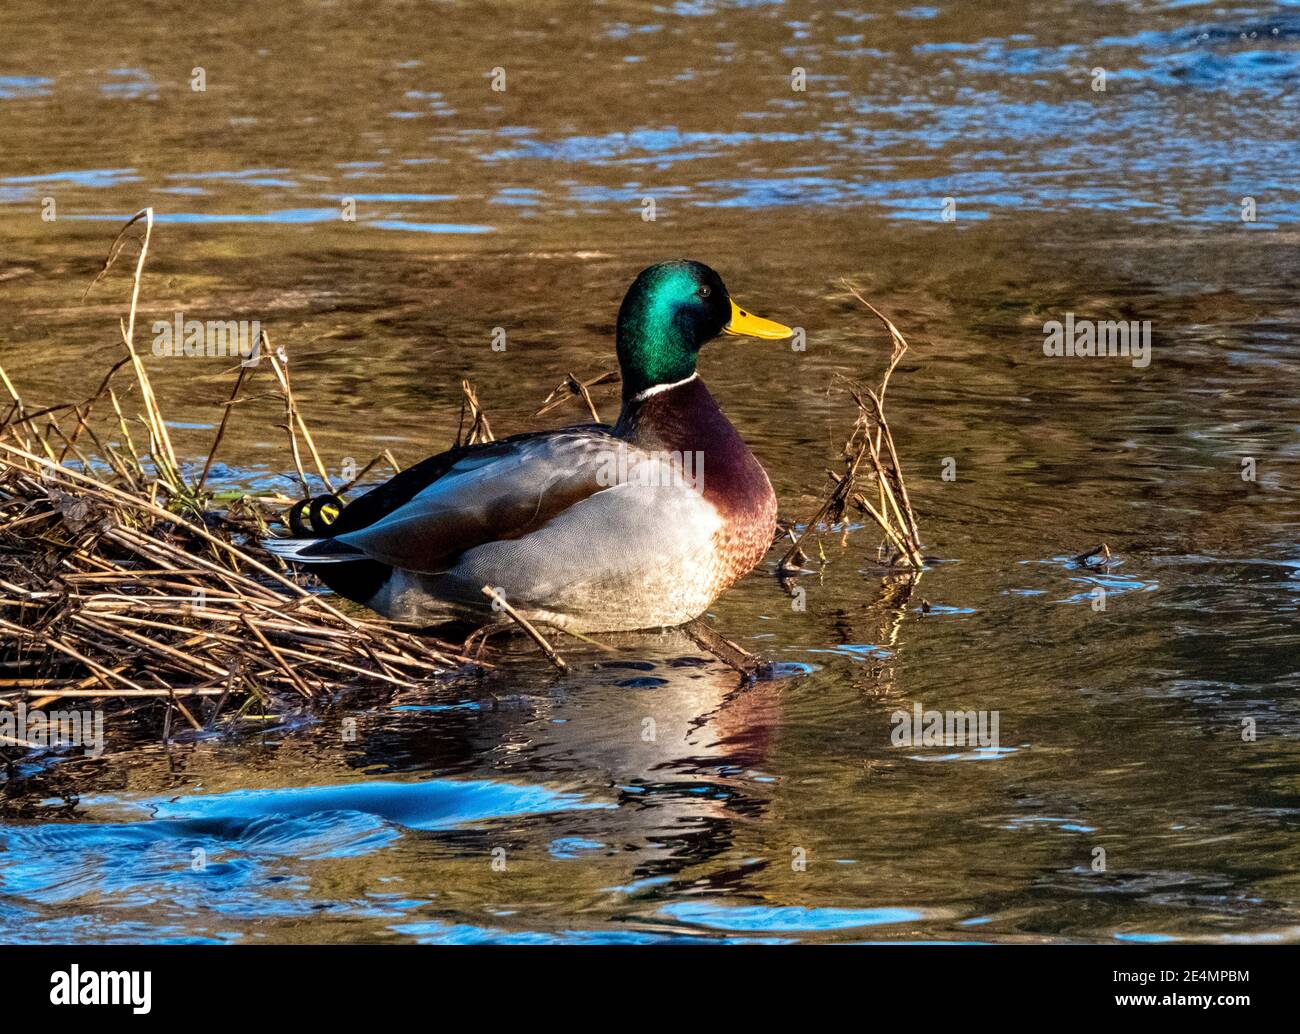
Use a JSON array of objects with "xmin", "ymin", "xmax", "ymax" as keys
[
  {"xmin": 780, "ymin": 282, "xmax": 925, "ymax": 573},
  {"xmin": 0, "ymin": 210, "xmax": 475, "ymax": 747}
]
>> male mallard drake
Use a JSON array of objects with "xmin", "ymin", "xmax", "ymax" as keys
[{"xmin": 264, "ymin": 260, "xmax": 792, "ymax": 633}]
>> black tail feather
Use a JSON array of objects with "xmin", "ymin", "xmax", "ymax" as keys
[{"xmin": 288, "ymin": 493, "xmax": 344, "ymax": 536}]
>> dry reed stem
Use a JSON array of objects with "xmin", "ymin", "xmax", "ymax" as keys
[
  {"xmin": 536, "ymin": 371, "xmax": 617, "ymax": 423},
  {"xmin": 456, "ymin": 380, "xmax": 495, "ymax": 446},
  {"xmin": 682, "ymin": 619, "xmax": 768, "ymax": 679},
  {"xmin": 196, "ymin": 362, "xmax": 250, "ymax": 491},
  {"xmin": 479, "ymin": 586, "xmax": 567, "ymax": 672},
  {"xmin": 779, "ymin": 284, "xmax": 924, "ymax": 572},
  {"xmin": 264, "ymin": 338, "xmax": 334, "ymax": 492}
]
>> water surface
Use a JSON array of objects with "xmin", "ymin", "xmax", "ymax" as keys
[{"xmin": 1, "ymin": 0, "xmax": 1299, "ymax": 943}]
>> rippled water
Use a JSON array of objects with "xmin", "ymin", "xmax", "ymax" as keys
[{"xmin": 2, "ymin": 0, "xmax": 1299, "ymax": 943}]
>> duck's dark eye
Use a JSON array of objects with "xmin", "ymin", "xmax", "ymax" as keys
[{"xmin": 697, "ymin": 285, "xmax": 712, "ymax": 299}]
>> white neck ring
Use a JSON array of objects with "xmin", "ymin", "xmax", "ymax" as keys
[{"xmin": 632, "ymin": 372, "xmax": 698, "ymax": 403}]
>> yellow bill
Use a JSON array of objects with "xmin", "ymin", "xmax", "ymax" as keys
[{"xmin": 723, "ymin": 299, "xmax": 793, "ymax": 340}]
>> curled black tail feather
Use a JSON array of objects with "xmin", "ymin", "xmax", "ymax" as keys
[
  {"xmin": 268, "ymin": 492, "xmax": 392, "ymax": 603},
  {"xmin": 287, "ymin": 493, "xmax": 344, "ymax": 536}
]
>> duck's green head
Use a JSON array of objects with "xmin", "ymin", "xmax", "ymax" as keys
[{"xmin": 616, "ymin": 260, "xmax": 792, "ymax": 400}]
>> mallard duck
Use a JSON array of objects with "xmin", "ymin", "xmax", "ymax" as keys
[{"xmin": 264, "ymin": 260, "xmax": 792, "ymax": 633}]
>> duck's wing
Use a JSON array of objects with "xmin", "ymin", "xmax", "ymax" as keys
[
  {"xmin": 313, "ymin": 425, "xmax": 600, "ymax": 537},
  {"xmin": 286, "ymin": 426, "xmax": 622, "ymax": 573}
]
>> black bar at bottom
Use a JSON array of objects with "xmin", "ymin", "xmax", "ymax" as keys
[{"xmin": 0, "ymin": 943, "xmax": 1285, "ymax": 1020}]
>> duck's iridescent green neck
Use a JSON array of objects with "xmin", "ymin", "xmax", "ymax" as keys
[
  {"xmin": 616, "ymin": 321, "xmax": 697, "ymax": 401},
  {"xmin": 615, "ymin": 262, "xmax": 728, "ymax": 401}
]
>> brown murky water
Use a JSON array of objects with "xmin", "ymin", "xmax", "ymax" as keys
[{"xmin": 2, "ymin": 0, "xmax": 1299, "ymax": 943}]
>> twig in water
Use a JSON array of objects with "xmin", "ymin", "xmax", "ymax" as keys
[
  {"xmin": 779, "ymin": 283, "xmax": 924, "ymax": 572},
  {"xmin": 479, "ymin": 586, "xmax": 567, "ymax": 672},
  {"xmin": 1072, "ymin": 543, "xmax": 1113, "ymax": 567},
  {"xmin": 682, "ymin": 619, "xmax": 769, "ymax": 680}
]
